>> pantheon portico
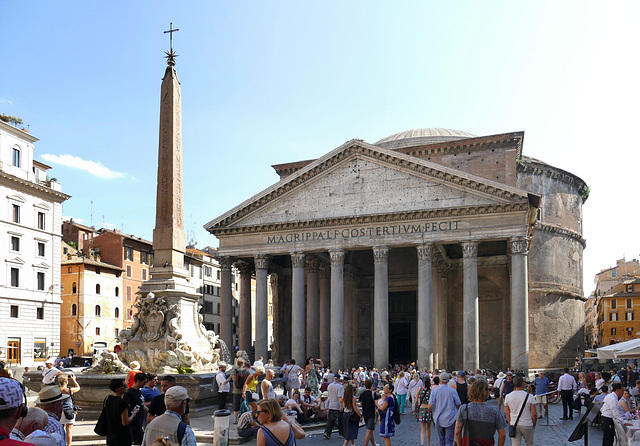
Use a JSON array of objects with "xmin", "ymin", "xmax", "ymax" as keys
[{"xmin": 205, "ymin": 129, "xmax": 588, "ymax": 372}]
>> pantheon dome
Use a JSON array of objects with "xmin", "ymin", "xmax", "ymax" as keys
[{"xmin": 375, "ymin": 128, "xmax": 476, "ymax": 149}]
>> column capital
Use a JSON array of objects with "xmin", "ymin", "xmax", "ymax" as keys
[
  {"xmin": 510, "ymin": 237, "xmax": 529, "ymax": 255},
  {"xmin": 218, "ymin": 256, "xmax": 233, "ymax": 271},
  {"xmin": 417, "ymin": 243, "xmax": 433, "ymax": 261},
  {"xmin": 254, "ymin": 254, "xmax": 270, "ymax": 270},
  {"xmin": 329, "ymin": 250, "xmax": 345, "ymax": 266},
  {"xmin": 345, "ymin": 271, "xmax": 359, "ymax": 286},
  {"xmin": 236, "ymin": 260, "xmax": 252, "ymax": 275},
  {"xmin": 306, "ymin": 257, "xmax": 320, "ymax": 273},
  {"xmin": 319, "ymin": 264, "xmax": 331, "ymax": 279},
  {"xmin": 373, "ymin": 246, "xmax": 388, "ymax": 264},
  {"xmin": 461, "ymin": 241, "xmax": 478, "ymax": 258},
  {"xmin": 291, "ymin": 252, "xmax": 306, "ymax": 268}
]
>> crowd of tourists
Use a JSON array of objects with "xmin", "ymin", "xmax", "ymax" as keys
[{"xmin": 4, "ymin": 355, "xmax": 640, "ymax": 446}]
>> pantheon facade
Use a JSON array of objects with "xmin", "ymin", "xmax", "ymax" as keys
[{"xmin": 205, "ymin": 129, "xmax": 587, "ymax": 372}]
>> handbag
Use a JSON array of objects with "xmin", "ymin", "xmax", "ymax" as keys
[
  {"xmin": 509, "ymin": 393, "xmax": 529, "ymax": 438},
  {"xmin": 349, "ymin": 410, "xmax": 361, "ymax": 424},
  {"xmin": 94, "ymin": 396, "xmax": 109, "ymax": 436}
]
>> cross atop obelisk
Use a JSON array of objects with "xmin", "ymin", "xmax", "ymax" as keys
[{"xmin": 163, "ymin": 22, "xmax": 179, "ymax": 66}]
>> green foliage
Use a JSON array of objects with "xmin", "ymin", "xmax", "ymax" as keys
[
  {"xmin": 0, "ymin": 114, "xmax": 23, "ymax": 126},
  {"xmin": 176, "ymin": 366, "xmax": 195, "ymax": 374},
  {"xmin": 580, "ymin": 185, "xmax": 591, "ymax": 200},
  {"xmin": 68, "ymin": 241, "xmax": 78, "ymax": 250}
]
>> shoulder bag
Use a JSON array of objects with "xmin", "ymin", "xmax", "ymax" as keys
[
  {"xmin": 94, "ymin": 396, "xmax": 109, "ymax": 436},
  {"xmin": 509, "ymin": 394, "xmax": 529, "ymax": 438},
  {"xmin": 463, "ymin": 404, "xmax": 482, "ymax": 446}
]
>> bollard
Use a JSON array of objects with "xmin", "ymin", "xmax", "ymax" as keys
[{"xmin": 213, "ymin": 409, "xmax": 232, "ymax": 446}]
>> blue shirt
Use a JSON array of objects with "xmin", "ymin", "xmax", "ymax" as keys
[
  {"xmin": 534, "ymin": 376, "xmax": 549, "ymax": 395},
  {"xmin": 429, "ymin": 384, "xmax": 461, "ymax": 428},
  {"xmin": 141, "ymin": 386, "xmax": 161, "ymax": 402}
]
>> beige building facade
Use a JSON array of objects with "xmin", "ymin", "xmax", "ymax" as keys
[{"xmin": 206, "ymin": 129, "xmax": 588, "ymax": 372}]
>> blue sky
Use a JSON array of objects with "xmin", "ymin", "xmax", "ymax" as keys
[{"xmin": 2, "ymin": 1, "xmax": 639, "ymax": 295}]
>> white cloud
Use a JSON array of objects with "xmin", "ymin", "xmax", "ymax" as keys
[
  {"xmin": 63, "ymin": 216, "xmax": 85, "ymax": 224},
  {"xmin": 41, "ymin": 154, "xmax": 125, "ymax": 180},
  {"xmin": 102, "ymin": 222, "xmax": 116, "ymax": 229},
  {"xmin": 0, "ymin": 99, "xmax": 14, "ymax": 106}
]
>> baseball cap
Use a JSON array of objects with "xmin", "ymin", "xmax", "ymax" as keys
[
  {"xmin": 0, "ymin": 377, "xmax": 23, "ymax": 410},
  {"xmin": 44, "ymin": 358, "xmax": 55, "ymax": 365},
  {"xmin": 164, "ymin": 386, "xmax": 190, "ymax": 404},
  {"xmin": 439, "ymin": 372, "xmax": 450, "ymax": 383}
]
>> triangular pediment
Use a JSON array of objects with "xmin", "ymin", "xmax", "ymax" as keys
[
  {"xmin": 5, "ymin": 257, "xmax": 25, "ymax": 265},
  {"xmin": 206, "ymin": 140, "xmax": 533, "ymax": 232}
]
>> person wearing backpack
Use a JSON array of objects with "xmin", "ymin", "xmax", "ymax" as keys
[
  {"xmin": 231, "ymin": 358, "xmax": 249, "ymax": 423},
  {"xmin": 142, "ymin": 386, "xmax": 194, "ymax": 446}
]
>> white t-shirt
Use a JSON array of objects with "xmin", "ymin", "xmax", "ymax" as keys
[
  {"xmin": 504, "ymin": 390, "xmax": 537, "ymax": 426},
  {"xmin": 595, "ymin": 378, "xmax": 605, "ymax": 390},
  {"xmin": 216, "ymin": 371, "xmax": 230, "ymax": 392}
]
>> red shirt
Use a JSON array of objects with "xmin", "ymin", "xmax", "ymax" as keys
[{"xmin": 0, "ymin": 427, "xmax": 37, "ymax": 445}]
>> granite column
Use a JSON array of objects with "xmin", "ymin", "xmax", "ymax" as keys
[
  {"xmin": 510, "ymin": 237, "xmax": 530, "ymax": 371},
  {"xmin": 330, "ymin": 250, "xmax": 345, "ymax": 371},
  {"xmin": 462, "ymin": 241, "xmax": 479, "ymax": 371},
  {"xmin": 417, "ymin": 243, "xmax": 433, "ymax": 370},
  {"xmin": 373, "ymin": 246, "xmax": 389, "ymax": 371},
  {"xmin": 254, "ymin": 254, "xmax": 269, "ymax": 362},
  {"xmin": 291, "ymin": 252, "xmax": 306, "ymax": 364}
]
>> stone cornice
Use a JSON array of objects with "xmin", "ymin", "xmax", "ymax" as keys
[
  {"xmin": 211, "ymin": 201, "xmax": 530, "ymax": 236},
  {"xmin": 529, "ymin": 282, "xmax": 586, "ymax": 301},
  {"xmin": 0, "ymin": 171, "xmax": 70, "ymax": 203},
  {"xmin": 518, "ymin": 158, "xmax": 589, "ymax": 202},
  {"xmin": 534, "ymin": 221, "xmax": 586, "ymax": 248},
  {"xmin": 206, "ymin": 141, "xmax": 531, "ymax": 232}
]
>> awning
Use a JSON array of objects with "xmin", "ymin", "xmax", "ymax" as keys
[{"xmin": 597, "ymin": 338, "xmax": 640, "ymax": 359}]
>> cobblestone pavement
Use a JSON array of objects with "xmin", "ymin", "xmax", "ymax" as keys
[{"xmin": 299, "ymin": 398, "xmax": 603, "ymax": 446}]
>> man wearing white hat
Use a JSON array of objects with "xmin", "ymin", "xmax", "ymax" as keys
[
  {"xmin": 0, "ymin": 377, "xmax": 37, "ymax": 445},
  {"xmin": 215, "ymin": 362, "xmax": 230, "ymax": 410},
  {"xmin": 41, "ymin": 359, "xmax": 62, "ymax": 386},
  {"xmin": 36, "ymin": 385, "xmax": 68, "ymax": 446},
  {"xmin": 142, "ymin": 386, "xmax": 196, "ymax": 446}
]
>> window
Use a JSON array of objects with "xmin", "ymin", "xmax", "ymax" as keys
[
  {"xmin": 37, "ymin": 272, "xmax": 45, "ymax": 291},
  {"xmin": 126, "ymin": 308, "xmax": 133, "ymax": 320},
  {"xmin": 612, "ymin": 327, "xmax": 617, "ymax": 336},
  {"xmin": 71, "ymin": 304, "xmax": 77, "ymax": 316},
  {"xmin": 115, "ymin": 287, "xmax": 119, "ymax": 297},
  {"xmin": 10, "ymin": 236, "xmax": 20, "ymax": 252},
  {"xmin": 124, "ymin": 247, "xmax": 133, "ymax": 261},
  {"xmin": 95, "ymin": 268, "xmax": 100, "ymax": 275},
  {"xmin": 96, "ymin": 284, "xmax": 101, "ymax": 294},
  {"xmin": 628, "ymin": 327, "xmax": 634, "ymax": 335},
  {"xmin": 10, "ymin": 305, "xmax": 19, "ymax": 318},
  {"xmin": 68, "ymin": 266, "xmax": 72, "ymax": 273},
  {"xmin": 126, "ymin": 286, "xmax": 132, "ymax": 301},
  {"xmin": 141, "ymin": 251, "xmax": 149, "ymax": 265},
  {"xmin": 628, "ymin": 298, "xmax": 633, "ymax": 309},
  {"xmin": 37, "ymin": 212, "xmax": 45, "ymax": 230},
  {"xmin": 204, "ymin": 302, "xmax": 213, "ymax": 313},
  {"xmin": 10, "ymin": 268, "xmax": 19, "ymax": 287},
  {"xmin": 217, "ymin": 270, "xmax": 221, "ymax": 280},
  {"xmin": 204, "ymin": 266, "xmax": 212, "ymax": 277},
  {"xmin": 612, "ymin": 300, "xmax": 617, "ymax": 309},
  {"xmin": 12, "ymin": 148, "xmax": 20, "ymax": 167},
  {"xmin": 96, "ymin": 327, "xmax": 100, "ymax": 336},
  {"xmin": 63, "ymin": 247, "xmax": 68, "ymax": 255},
  {"xmin": 269, "ymin": 305, "xmax": 273, "ymax": 316},
  {"xmin": 115, "ymin": 328, "xmax": 119, "ymax": 336},
  {"xmin": 613, "ymin": 270, "xmax": 617, "ymax": 277},
  {"xmin": 610, "ymin": 313, "xmax": 618, "ymax": 321},
  {"xmin": 7, "ymin": 339, "xmax": 20, "ymax": 362},
  {"xmin": 142, "ymin": 269, "xmax": 147, "ymax": 280},
  {"xmin": 95, "ymin": 305, "xmax": 101, "ymax": 316},
  {"xmin": 627, "ymin": 312, "xmax": 634, "ymax": 321},
  {"xmin": 628, "ymin": 285, "xmax": 634, "ymax": 293},
  {"xmin": 37, "ymin": 242, "xmax": 45, "ymax": 257},
  {"xmin": 37, "ymin": 307, "xmax": 44, "ymax": 320},
  {"xmin": 126, "ymin": 265, "xmax": 132, "ymax": 278},
  {"xmin": 217, "ymin": 303, "xmax": 220, "ymax": 315},
  {"xmin": 12, "ymin": 204, "xmax": 20, "ymax": 223},
  {"xmin": 34, "ymin": 339, "xmax": 46, "ymax": 360},
  {"xmin": 115, "ymin": 307, "xmax": 120, "ymax": 318},
  {"xmin": 72, "ymin": 282, "xmax": 77, "ymax": 293}
]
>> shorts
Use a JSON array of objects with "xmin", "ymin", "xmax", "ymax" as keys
[
  {"xmin": 535, "ymin": 395, "xmax": 548, "ymax": 404},
  {"xmin": 233, "ymin": 393, "xmax": 244, "ymax": 411},
  {"xmin": 60, "ymin": 411, "xmax": 75, "ymax": 425},
  {"xmin": 364, "ymin": 417, "xmax": 376, "ymax": 430},
  {"xmin": 245, "ymin": 390, "xmax": 257, "ymax": 403}
]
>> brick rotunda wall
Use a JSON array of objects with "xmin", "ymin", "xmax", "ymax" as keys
[{"xmin": 517, "ymin": 158, "xmax": 588, "ymax": 370}]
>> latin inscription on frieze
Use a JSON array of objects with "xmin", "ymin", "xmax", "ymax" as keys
[{"xmin": 267, "ymin": 220, "xmax": 461, "ymax": 244}]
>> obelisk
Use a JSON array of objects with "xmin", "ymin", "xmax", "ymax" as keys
[{"xmin": 125, "ymin": 27, "xmax": 216, "ymax": 360}]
